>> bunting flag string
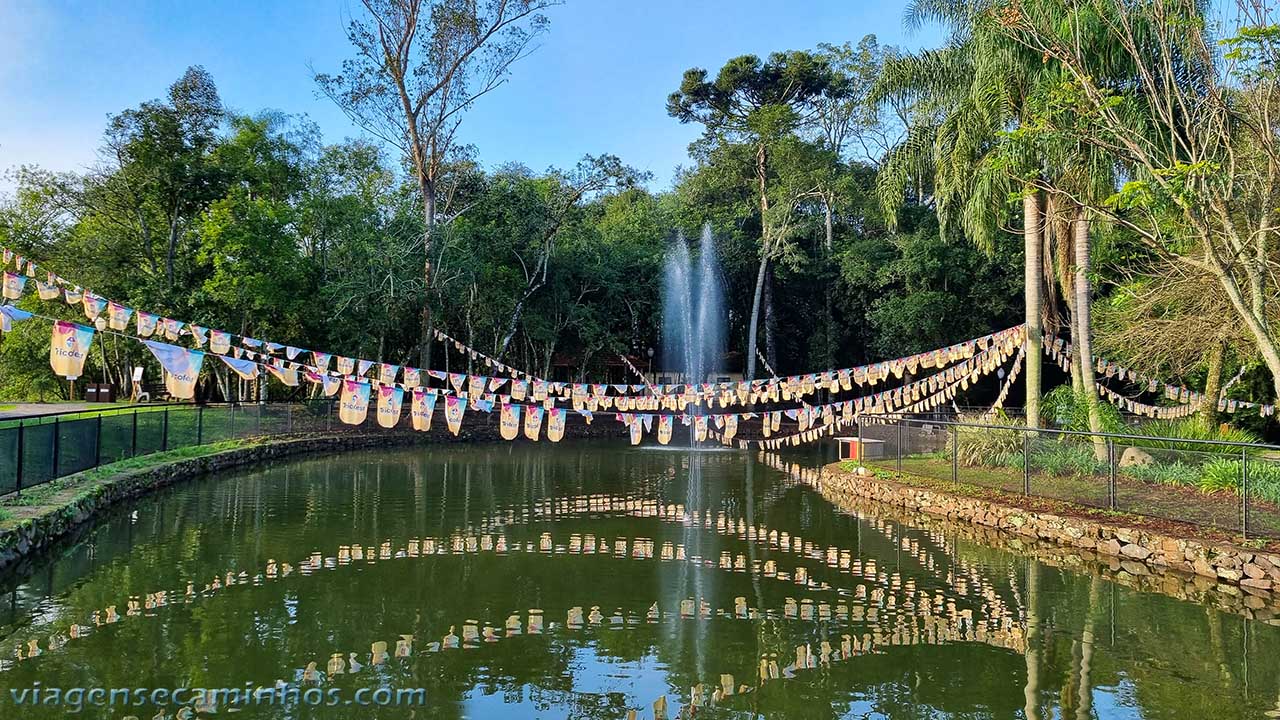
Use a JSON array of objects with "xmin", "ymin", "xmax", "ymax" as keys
[{"xmin": 1046, "ymin": 338, "xmax": 1276, "ymax": 419}]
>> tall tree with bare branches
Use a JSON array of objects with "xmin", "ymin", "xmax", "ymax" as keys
[{"xmin": 316, "ymin": 0, "xmax": 559, "ymax": 367}]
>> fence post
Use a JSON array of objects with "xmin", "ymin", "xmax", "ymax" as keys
[
  {"xmin": 51, "ymin": 417, "xmax": 60, "ymax": 479},
  {"xmin": 896, "ymin": 420, "xmax": 903, "ymax": 476},
  {"xmin": 15, "ymin": 423, "xmax": 24, "ymax": 498},
  {"xmin": 256, "ymin": 404, "xmax": 262, "ymax": 436},
  {"xmin": 951, "ymin": 424, "xmax": 958, "ymax": 485},
  {"xmin": 131, "ymin": 410, "xmax": 138, "ymax": 457},
  {"xmin": 95, "ymin": 414, "xmax": 103, "ymax": 468},
  {"xmin": 197, "ymin": 406, "xmax": 204, "ymax": 446},
  {"xmin": 1107, "ymin": 439, "xmax": 1117, "ymax": 510},
  {"xmin": 856, "ymin": 418, "xmax": 864, "ymax": 467},
  {"xmin": 1022, "ymin": 431, "xmax": 1031, "ymax": 495},
  {"xmin": 230, "ymin": 404, "xmax": 237, "ymax": 437},
  {"xmin": 287, "ymin": 403, "xmax": 293, "ymax": 434},
  {"xmin": 1242, "ymin": 447, "xmax": 1249, "ymax": 539},
  {"xmin": 161, "ymin": 409, "xmax": 169, "ymax": 452}
]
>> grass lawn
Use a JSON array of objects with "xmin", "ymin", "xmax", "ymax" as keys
[
  {"xmin": 0, "ymin": 438, "xmax": 258, "ymax": 528},
  {"xmin": 863, "ymin": 454, "xmax": 1280, "ymax": 539}
]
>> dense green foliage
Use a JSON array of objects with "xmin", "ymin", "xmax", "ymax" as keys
[{"xmin": 0, "ymin": 43, "xmax": 1023, "ymax": 400}]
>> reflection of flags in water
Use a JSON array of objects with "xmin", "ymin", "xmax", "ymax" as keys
[
  {"xmin": 339, "ymin": 380, "xmax": 371, "ymax": 425},
  {"xmin": 524, "ymin": 405, "xmax": 544, "ymax": 441},
  {"xmin": 377, "ymin": 385, "xmax": 404, "ymax": 428},
  {"xmin": 695, "ymin": 416, "xmax": 709, "ymax": 442},
  {"xmin": 411, "ymin": 389, "xmax": 437, "ymax": 431},
  {"xmin": 628, "ymin": 415, "xmax": 643, "ymax": 445},
  {"xmin": 144, "ymin": 340, "xmax": 205, "ymax": 399},
  {"xmin": 220, "ymin": 354, "xmax": 259, "ymax": 380},
  {"xmin": 547, "ymin": 407, "xmax": 567, "ymax": 442},
  {"xmin": 500, "ymin": 403, "xmax": 522, "ymax": 440},
  {"xmin": 50, "ymin": 321, "xmax": 95, "ymax": 380},
  {"xmin": 444, "ymin": 395, "xmax": 466, "ymax": 435}
]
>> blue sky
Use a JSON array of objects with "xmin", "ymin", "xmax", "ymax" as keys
[{"xmin": 0, "ymin": 0, "xmax": 943, "ymax": 191}]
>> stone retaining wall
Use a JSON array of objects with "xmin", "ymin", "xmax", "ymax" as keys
[{"xmin": 824, "ymin": 463, "xmax": 1280, "ymax": 606}]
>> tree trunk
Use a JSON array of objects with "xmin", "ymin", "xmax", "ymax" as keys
[
  {"xmin": 1024, "ymin": 191, "xmax": 1044, "ymax": 429},
  {"xmin": 419, "ymin": 177, "xmax": 437, "ymax": 370},
  {"xmin": 1201, "ymin": 341, "xmax": 1225, "ymax": 426},
  {"xmin": 822, "ymin": 195, "xmax": 836, "ymax": 373},
  {"xmin": 1077, "ymin": 577, "xmax": 1100, "ymax": 720},
  {"xmin": 764, "ymin": 267, "xmax": 777, "ymax": 372},
  {"xmin": 746, "ymin": 141, "xmax": 771, "ymax": 382},
  {"xmin": 745, "ymin": 253, "xmax": 769, "ymax": 382},
  {"xmin": 1073, "ymin": 207, "xmax": 1106, "ymax": 455}
]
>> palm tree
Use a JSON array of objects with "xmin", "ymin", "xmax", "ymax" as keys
[{"xmin": 872, "ymin": 0, "xmax": 1051, "ymax": 428}]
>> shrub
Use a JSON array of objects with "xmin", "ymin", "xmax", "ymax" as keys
[
  {"xmin": 1121, "ymin": 460, "xmax": 1201, "ymax": 488},
  {"xmin": 1029, "ymin": 439, "xmax": 1108, "ymax": 477},
  {"xmin": 1131, "ymin": 418, "xmax": 1261, "ymax": 454},
  {"xmin": 1198, "ymin": 457, "xmax": 1280, "ymax": 504},
  {"xmin": 1043, "ymin": 385, "xmax": 1128, "ymax": 433},
  {"xmin": 952, "ymin": 424, "xmax": 1022, "ymax": 468}
]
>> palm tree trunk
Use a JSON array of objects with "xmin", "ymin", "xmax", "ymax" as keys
[
  {"xmin": 1073, "ymin": 207, "xmax": 1106, "ymax": 456},
  {"xmin": 1201, "ymin": 341, "xmax": 1224, "ymax": 426},
  {"xmin": 1024, "ymin": 191, "xmax": 1044, "ymax": 429}
]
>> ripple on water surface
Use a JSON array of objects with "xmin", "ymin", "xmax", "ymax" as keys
[{"xmin": 0, "ymin": 441, "xmax": 1274, "ymax": 719}]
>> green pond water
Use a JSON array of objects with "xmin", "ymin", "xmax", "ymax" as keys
[{"xmin": 0, "ymin": 441, "xmax": 1275, "ymax": 719}]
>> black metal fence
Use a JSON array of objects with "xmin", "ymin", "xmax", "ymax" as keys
[
  {"xmin": 0, "ymin": 401, "xmax": 348, "ymax": 498},
  {"xmin": 856, "ymin": 414, "xmax": 1280, "ymax": 539}
]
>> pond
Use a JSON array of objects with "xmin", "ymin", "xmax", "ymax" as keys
[{"xmin": 0, "ymin": 442, "xmax": 1274, "ymax": 719}]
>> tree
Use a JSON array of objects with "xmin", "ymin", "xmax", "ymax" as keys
[
  {"xmin": 668, "ymin": 51, "xmax": 847, "ymax": 380},
  {"xmin": 996, "ymin": 0, "xmax": 1280, "ymax": 402},
  {"xmin": 315, "ymin": 0, "xmax": 559, "ymax": 369}
]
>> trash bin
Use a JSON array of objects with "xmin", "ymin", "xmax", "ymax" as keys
[
  {"xmin": 84, "ymin": 385, "xmax": 99, "ymax": 402},
  {"xmin": 97, "ymin": 384, "xmax": 115, "ymax": 402}
]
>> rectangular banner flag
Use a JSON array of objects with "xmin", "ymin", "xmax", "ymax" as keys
[
  {"xmin": 50, "ymin": 321, "xmax": 95, "ymax": 380},
  {"xmin": 411, "ymin": 389, "xmax": 437, "ymax": 431},
  {"xmin": 402, "ymin": 367, "xmax": 420, "ymax": 389},
  {"xmin": 658, "ymin": 415, "xmax": 673, "ymax": 445},
  {"xmin": 312, "ymin": 351, "xmax": 332, "ymax": 372},
  {"xmin": 339, "ymin": 380, "xmax": 371, "ymax": 425},
  {"xmin": 379, "ymin": 364, "xmax": 399, "ymax": 385},
  {"xmin": 547, "ymin": 407, "xmax": 567, "ymax": 442},
  {"xmin": 304, "ymin": 370, "xmax": 341, "ymax": 397},
  {"xmin": 524, "ymin": 405, "xmax": 544, "ymax": 441},
  {"xmin": 107, "ymin": 302, "xmax": 133, "ymax": 331},
  {"xmin": 136, "ymin": 311, "xmax": 158, "ymax": 338},
  {"xmin": 36, "ymin": 279, "xmax": 60, "ymax": 300},
  {"xmin": 210, "ymin": 329, "xmax": 231, "ymax": 354},
  {"xmin": 357, "ymin": 359, "xmax": 374, "ymax": 377},
  {"xmin": 82, "ymin": 293, "xmax": 107, "ymax": 321},
  {"xmin": 337, "ymin": 357, "xmax": 355, "ymax": 376},
  {"xmin": 63, "ymin": 286, "xmax": 82, "ymax": 304},
  {"xmin": 444, "ymin": 395, "xmax": 466, "ymax": 435},
  {"xmin": 144, "ymin": 340, "xmax": 205, "ymax": 400},
  {"xmin": 0, "ymin": 305, "xmax": 33, "ymax": 333},
  {"xmin": 500, "ymin": 403, "xmax": 522, "ymax": 440},
  {"xmin": 2, "ymin": 272, "xmax": 26, "ymax": 300},
  {"xmin": 189, "ymin": 325, "xmax": 208, "ymax": 347},
  {"xmin": 220, "ymin": 354, "xmax": 259, "ymax": 380},
  {"xmin": 266, "ymin": 363, "xmax": 299, "ymax": 387},
  {"xmin": 376, "ymin": 385, "xmax": 404, "ymax": 429}
]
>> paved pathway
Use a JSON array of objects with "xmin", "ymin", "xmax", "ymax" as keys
[{"xmin": 0, "ymin": 403, "xmax": 113, "ymax": 419}]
